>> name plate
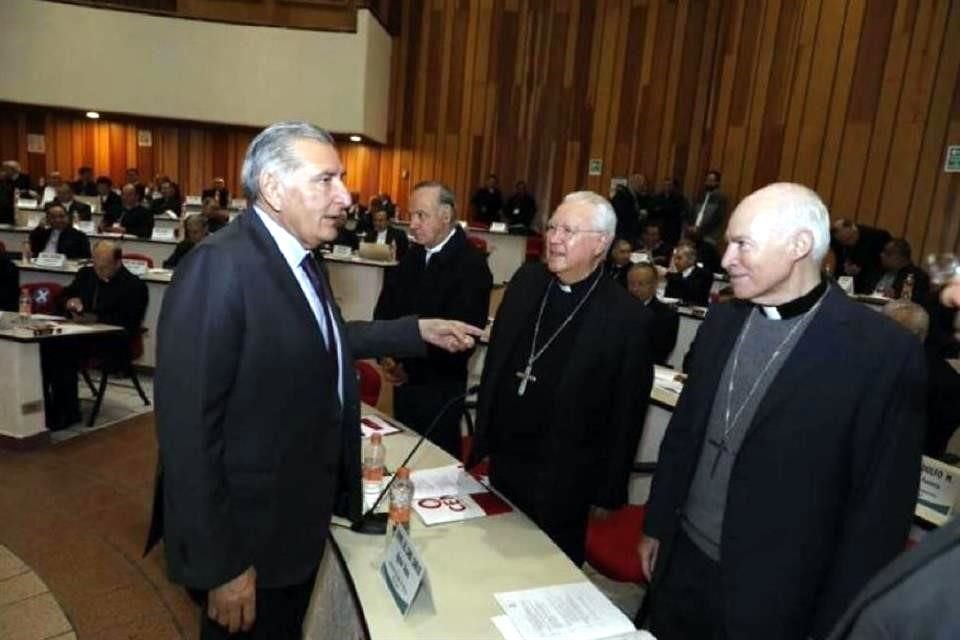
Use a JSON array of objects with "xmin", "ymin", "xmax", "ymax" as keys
[
  {"xmin": 34, "ymin": 252, "xmax": 66, "ymax": 268},
  {"xmin": 630, "ymin": 252, "xmax": 651, "ymax": 264},
  {"xmin": 838, "ymin": 276, "xmax": 855, "ymax": 295},
  {"xmin": 917, "ymin": 456, "xmax": 959, "ymax": 521},
  {"xmin": 489, "ymin": 221, "xmax": 508, "ymax": 233},
  {"xmin": 16, "ymin": 198, "xmax": 38, "ymax": 209},
  {"xmin": 332, "ymin": 244, "xmax": 353, "ymax": 258},
  {"xmin": 75, "ymin": 220, "xmax": 96, "ymax": 234},
  {"xmin": 123, "ymin": 259, "xmax": 149, "ymax": 275},
  {"xmin": 151, "ymin": 227, "xmax": 176, "ymax": 241},
  {"xmin": 458, "ymin": 220, "xmax": 469, "ymax": 229},
  {"xmin": 380, "ymin": 525, "xmax": 432, "ymax": 616},
  {"xmin": 185, "ymin": 195, "xmax": 202, "ymax": 206}
]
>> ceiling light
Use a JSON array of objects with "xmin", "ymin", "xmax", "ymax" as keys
[
  {"xmin": 349, "ymin": 135, "xmax": 362, "ymax": 142},
  {"xmin": 85, "ymin": 111, "xmax": 100, "ymax": 119}
]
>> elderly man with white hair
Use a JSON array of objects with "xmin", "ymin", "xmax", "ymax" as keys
[
  {"xmin": 471, "ymin": 191, "xmax": 654, "ymax": 566},
  {"xmin": 641, "ymin": 183, "xmax": 926, "ymax": 639}
]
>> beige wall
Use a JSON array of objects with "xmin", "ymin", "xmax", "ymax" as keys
[{"xmin": 0, "ymin": 0, "xmax": 392, "ymax": 142}]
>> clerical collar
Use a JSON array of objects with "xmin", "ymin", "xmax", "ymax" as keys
[
  {"xmin": 760, "ymin": 279, "xmax": 827, "ymax": 319},
  {"xmin": 556, "ymin": 266, "xmax": 603, "ymax": 294}
]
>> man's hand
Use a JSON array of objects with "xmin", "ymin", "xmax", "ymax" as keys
[
  {"xmin": 207, "ymin": 566, "xmax": 256, "ymax": 634},
  {"xmin": 418, "ymin": 319, "xmax": 485, "ymax": 352},
  {"xmin": 380, "ymin": 357, "xmax": 408, "ymax": 385},
  {"xmin": 639, "ymin": 535, "xmax": 660, "ymax": 581}
]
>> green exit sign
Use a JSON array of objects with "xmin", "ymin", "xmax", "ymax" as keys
[{"xmin": 946, "ymin": 146, "xmax": 960, "ymax": 173}]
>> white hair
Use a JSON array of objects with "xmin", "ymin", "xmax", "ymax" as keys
[
  {"xmin": 561, "ymin": 190, "xmax": 617, "ymax": 244},
  {"xmin": 750, "ymin": 183, "xmax": 831, "ymax": 263},
  {"xmin": 241, "ymin": 121, "xmax": 335, "ymax": 202}
]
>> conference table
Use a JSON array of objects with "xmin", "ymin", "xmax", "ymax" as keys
[
  {"xmin": 0, "ymin": 315, "xmax": 122, "ymax": 447},
  {"xmin": 304, "ymin": 406, "xmax": 613, "ymax": 640},
  {"xmin": 15, "ymin": 207, "xmax": 181, "ymax": 232}
]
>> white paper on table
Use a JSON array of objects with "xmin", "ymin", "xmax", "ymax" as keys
[
  {"xmin": 360, "ymin": 415, "xmax": 401, "ymax": 438},
  {"xmin": 410, "ymin": 465, "xmax": 487, "ymax": 499},
  {"xmin": 413, "ymin": 492, "xmax": 487, "ymax": 526},
  {"xmin": 495, "ymin": 582, "xmax": 636, "ymax": 640},
  {"xmin": 653, "ymin": 367, "xmax": 684, "ymax": 394},
  {"xmin": 492, "ymin": 615, "xmax": 526, "ymax": 640}
]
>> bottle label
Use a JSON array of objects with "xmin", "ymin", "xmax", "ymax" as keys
[{"xmin": 389, "ymin": 505, "xmax": 411, "ymax": 525}]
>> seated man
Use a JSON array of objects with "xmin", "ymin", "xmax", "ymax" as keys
[
  {"xmin": 72, "ymin": 166, "xmax": 98, "ymax": 196},
  {"xmin": 200, "ymin": 196, "xmax": 229, "ymax": 233},
  {"xmin": 606, "ymin": 237, "xmax": 633, "ymax": 287},
  {"xmin": 29, "ymin": 203, "xmax": 91, "ymax": 260},
  {"xmin": 42, "ymin": 241, "xmax": 148, "ymax": 429},
  {"xmin": 38, "ymin": 171, "xmax": 64, "ymax": 207},
  {"xmin": 682, "ymin": 226, "xmax": 722, "ymax": 274},
  {"xmin": 201, "ymin": 177, "xmax": 231, "ymax": 208},
  {"xmin": 100, "ymin": 184, "xmax": 153, "ymax": 238},
  {"xmin": 831, "ymin": 218, "xmax": 891, "ymax": 293},
  {"xmin": 638, "ymin": 221, "xmax": 674, "ymax": 266},
  {"xmin": 363, "ymin": 207, "xmax": 408, "ymax": 259},
  {"xmin": 883, "ymin": 299, "xmax": 960, "ymax": 458},
  {"xmin": 3, "ymin": 160, "xmax": 33, "ymax": 194},
  {"xmin": 0, "ymin": 253, "xmax": 17, "ymax": 311},
  {"xmin": 345, "ymin": 191, "xmax": 372, "ymax": 234},
  {"xmin": 125, "ymin": 168, "xmax": 147, "ymax": 203},
  {"xmin": 627, "ymin": 262, "xmax": 679, "ymax": 365},
  {"xmin": 50, "ymin": 184, "xmax": 92, "ymax": 221},
  {"xmin": 163, "ymin": 215, "xmax": 208, "ymax": 269},
  {"xmin": 96, "ymin": 176, "xmax": 122, "ymax": 219},
  {"xmin": 504, "ymin": 180, "xmax": 537, "ymax": 230},
  {"xmin": 872, "ymin": 238, "xmax": 930, "ymax": 302},
  {"xmin": 324, "ymin": 215, "xmax": 359, "ymax": 251},
  {"xmin": 664, "ymin": 243, "xmax": 713, "ymax": 306},
  {"xmin": 149, "ymin": 179, "xmax": 183, "ymax": 218}
]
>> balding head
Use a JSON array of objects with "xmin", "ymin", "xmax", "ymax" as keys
[
  {"xmin": 883, "ymin": 300, "xmax": 929, "ymax": 341},
  {"xmin": 121, "ymin": 183, "xmax": 139, "ymax": 208},
  {"xmin": 93, "ymin": 241, "xmax": 122, "ymax": 281},
  {"xmin": 721, "ymin": 182, "xmax": 829, "ymax": 305}
]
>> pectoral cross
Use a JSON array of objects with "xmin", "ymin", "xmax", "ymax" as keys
[
  {"xmin": 707, "ymin": 436, "xmax": 729, "ymax": 477},
  {"xmin": 515, "ymin": 363, "xmax": 537, "ymax": 396}
]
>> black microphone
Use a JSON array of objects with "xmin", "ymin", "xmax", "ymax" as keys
[{"xmin": 351, "ymin": 384, "xmax": 480, "ymax": 535}]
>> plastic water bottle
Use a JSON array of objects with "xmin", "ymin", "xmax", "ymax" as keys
[
  {"xmin": 362, "ymin": 433, "xmax": 386, "ymax": 512},
  {"xmin": 21, "ymin": 241, "xmax": 32, "ymax": 265},
  {"xmin": 387, "ymin": 467, "xmax": 414, "ymax": 537},
  {"xmin": 18, "ymin": 288, "xmax": 31, "ymax": 325}
]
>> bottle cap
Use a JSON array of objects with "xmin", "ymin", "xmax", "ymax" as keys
[
  {"xmin": 395, "ymin": 466, "xmax": 410, "ymax": 479},
  {"xmin": 370, "ymin": 433, "xmax": 382, "ymax": 444}
]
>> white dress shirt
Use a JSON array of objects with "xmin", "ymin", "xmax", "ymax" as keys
[
  {"xmin": 255, "ymin": 206, "xmax": 344, "ymax": 401},
  {"xmin": 43, "ymin": 229, "xmax": 61, "ymax": 254},
  {"xmin": 424, "ymin": 227, "xmax": 457, "ymax": 264},
  {"xmin": 376, "ymin": 229, "xmax": 388, "ymax": 244}
]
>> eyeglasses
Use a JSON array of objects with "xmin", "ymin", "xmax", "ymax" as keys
[{"xmin": 545, "ymin": 223, "xmax": 605, "ymax": 239}]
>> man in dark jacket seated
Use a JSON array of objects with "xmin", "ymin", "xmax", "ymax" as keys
[
  {"xmin": 664, "ymin": 243, "xmax": 713, "ymax": 306},
  {"xmin": 164, "ymin": 215, "xmax": 209, "ymax": 269},
  {"xmin": 29, "ymin": 203, "xmax": 91, "ymax": 260},
  {"xmin": 50, "ymin": 184, "xmax": 92, "ymax": 221},
  {"xmin": 41, "ymin": 241, "xmax": 148, "ymax": 429},
  {"xmin": 96, "ymin": 177, "xmax": 122, "ymax": 220},
  {"xmin": 100, "ymin": 184, "xmax": 154, "ymax": 238},
  {"xmin": 627, "ymin": 262, "xmax": 679, "ymax": 365},
  {"xmin": 362, "ymin": 208, "xmax": 409, "ymax": 260},
  {"xmin": 201, "ymin": 177, "xmax": 231, "ymax": 208}
]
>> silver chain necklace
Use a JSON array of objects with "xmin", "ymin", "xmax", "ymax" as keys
[
  {"xmin": 707, "ymin": 294, "xmax": 825, "ymax": 476},
  {"xmin": 515, "ymin": 269, "xmax": 603, "ymax": 396}
]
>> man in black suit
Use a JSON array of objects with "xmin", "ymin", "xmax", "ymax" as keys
[
  {"xmin": 471, "ymin": 191, "xmax": 654, "ymax": 566},
  {"xmin": 870, "ymin": 238, "xmax": 930, "ymax": 302},
  {"xmin": 125, "ymin": 168, "xmax": 146, "ymax": 202},
  {"xmin": 374, "ymin": 181, "xmax": 493, "ymax": 457},
  {"xmin": 150, "ymin": 122, "xmax": 482, "ymax": 639},
  {"xmin": 3, "ymin": 160, "xmax": 32, "ymax": 193},
  {"xmin": 470, "ymin": 173, "xmax": 504, "ymax": 225},
  {"xmin": 101, "ymin": 184, "xmax": 153, "ymax": 238},
  {"xmin": 0, "ymin": 254, "xmax": 17, "ymax": 311},
  {"xmin": 638, "ymin": 221, "xmax": 673, "ymax": 267},
  {"xmin": 611, "ymin": 173, "xmax": 654, "ymax": 244},
  {"xmin": 163, "ymin": 214, "xmax": 208, "ymax": 269},
  {"xmin": 201, "ymin": 177, "xmax": 231, "ymax": 208},
  {"xmin": 686, "ymin": 170, "xmax": 728, "ymax": 246},
  {"xmin": 96, "ymin": 177, "xmax": 122, "ymax": 219},
  {"xmin": 72, "ymin": 166, "xmax": 98, "ymax": 196},
  {"xmin": 344, "ymin": 191, "xmax": 371, "ymax": 235},
  {"xmin": 29, "ymin": 203, "xmax": 91, "ymax": 260},
  {"xmin": 627, "ymin": 262, "xmax": 679, "ymax": 365},
  {"xmin": 606, "ymin": 237, "xmax": 633, "ymax": 287},
  {"xmin": 641, "ymin": 183, "xmax": 925, "ymax": 640},
  {"xmin": 362, "ymin": 208, "xmax": 408, "ymax": 260},
  {"xmin": 504, "ymin": 180, "xmax": 537, "ymax": 231},
  {"xmin": 831, "ymin": 218, "xmax": 892, "ymax": 294},
  {"xmin": 150, "ymin": 180, "xmax": 183, "ymax": 218},
  {"xmin": 652, "ymin": 177, "xmax": 689, "ymax": 246},
  {"xmin": 200, "ymin": 197, "xmax": 229, "ymax": 233},
  {"xmin": 50, "ymin": 184, "xmax": 93, "ymax": 221},
  {"xmin": 664, "ymin": 244, "xmax": 712, "ymax": 306}
]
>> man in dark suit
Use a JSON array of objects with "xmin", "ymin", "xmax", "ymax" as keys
[
  {"xmin": 638, "ymin": 221, "xmax": 673, "ymax": 267},
  {"xmin": 870, "ymin": 238, "xmax": 930, "ymax": 302},
  {"xmin": 831, "ymin": 218, "xmax": 891, "ymax": 294},
  {"xmin": 163, "ymin": 214, "xmax": 208, "ymax": 269},
  {"xmin": 375, "ymin": 181, "xmax": 492, "ymax": 457},
  {"xmin": 50, "ymin": 184, "xmax": 93, "ymax": 221},
  {"xmin": 504, "ymin": 180, "xmax": 537, "ymax": 231},
  {"xmin": 641, "ymin": 183, "xmax": 925, "ymax": 640},
  {"xmin": 686, "ymin": 170, "xmax": 728, "ymax": 246},
  {"xmin": 606, "ymin": 237, "xmax": 633, "ymax": 287},
  {"xmin": 664, "ymin": 244, "xmax": 712, "ymax": 306},
  {"xmin": 627, "ymin": 262, "xmax": 679, "ymax": 365},
  {"xmin": 29, "ymin": 203, "xmax": 91, "ymax": 260},
  {"xmin": 150, "ymin": 180, "xmax": 184, "ymax": 218},
  {"xmin": 201, "ymin": 177, "xmax": 231, "ymax": 208},
  {"xmin": 611, "ymin": 173, "xmax": 654, "ymax": 244},
  {"xmin": 362, "ymin": 208, "xmax": 408, "ymax": 260},
  {"xmin": 101, "ymin": 184, "xmax": 153, "ymax": 238},
  {"xmin": 150, "ymin": 122, "xmax": 482, "ymax": 639},
  {"xmin": 200, "ymin": 197, "xmax": 229, "ymax": 233},
  {"xmin": 72, "ymin": 166, "xmax": 98, "ymax": 196},
  {"xmin": 344, "ymin": 191, "xmax": 371, "ymax": 235},
  {"xmin": 470, "ymin": 173, "xmax": 504, "ymax": 225},
  {"xmin": 3, "ymin": 160, "xmax": 32, "ymax": 193},
  {"xmin": 471, "ymin": 191, "xmax": 654, "ymax": 566},
  {"xmin": 652, "ymin": 177, "xmax": 689, "ymax": 246},
  {"xmin": 96, "ymin": 177, "xmax": 122, "ymax": 219},
  {"xmin": 0, "ymin": 254, "xmax": 18, "ymax": 311},
  {"xmin": 125, "ymin": 168, "xmax": 147, "ymax": 203}
]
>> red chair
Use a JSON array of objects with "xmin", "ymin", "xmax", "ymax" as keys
[
  {"xmin": 122, "ymin": 252, "xmax": 154, "ymax": 268},
  {"xmin": 355, "ymin": 360, "xmax": 382, "ymax": 407},
  {"xmin": 467, "ymin": 235, "xmax": 488, "ymax": 254},
  {"xmin": 525, "ymin": 235, "xmax": 544, "ymax": 261},
  {"xmin": 22, "ymin": 282, "xmax": 64, "ymax": 314},
  {"xmin": 82, "ymin": 328, "xmax": 151, "ymax": 427}
]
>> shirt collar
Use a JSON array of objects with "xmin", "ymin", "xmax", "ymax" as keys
[
  {"xmin": 760, "ymin": 279, "xmax": 828, "ymax": 319},
  {"xmin": 425, "ymin": 227, "xmax": 457, "ymax": 260},
  {"xmin": 682, "ymin": 265, "xmax": 695, "ymax": 278},
  {"xmin": 254, "ymin": 205, "xmax": 310, "ymax": 270}
]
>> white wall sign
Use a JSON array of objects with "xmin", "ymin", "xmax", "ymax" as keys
[
  {"xmin": 137, "ymin": 129, "xmax": 153, "ymax": 147},
  {"xmin": 946, "ymin": 145, "xmax": 960, "ymax": 173},
  {"xmin": 588, "ymin": 158, "xmax": 603, "ymax": 176},
  {"xmin": 26, "ymin": 134, "xmax": 45, "ymax": 154}
]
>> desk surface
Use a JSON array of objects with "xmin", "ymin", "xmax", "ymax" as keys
[
  {"xmin": 18, "ymin": 260, "xmax": 174, "ymax": 285},
  {"xmin": 0, "ymin": 316, "xmax": 122, "ymax": 343},
  {"xmin": 330, "ymin": 407, "xmax": 592, "ymax": 640}
]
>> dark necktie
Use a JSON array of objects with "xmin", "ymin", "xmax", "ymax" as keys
[{"xmin": 299, "ymin": 253, "xmax": 337, "ymax": 352}]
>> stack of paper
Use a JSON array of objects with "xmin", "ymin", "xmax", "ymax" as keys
[{"xmin": 492, "ymin": 582, "xmax": 653, "ymax": 640}]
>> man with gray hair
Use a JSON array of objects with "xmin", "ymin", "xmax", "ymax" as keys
[
  {"xmin": 642, "ymin": 183, "xmax": 926, "ymax": 639},
  {"xmin": 471, "ymin": 190, "xmax": 654, "ymax": 565},
  {"xmin": 149, "ymin": 121, "xmax": 484, "ymax": 639}
]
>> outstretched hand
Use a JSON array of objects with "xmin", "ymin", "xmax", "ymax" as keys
[{"xmin": 418, "ymin": 319, "xmax": 485, "ymax": 353}]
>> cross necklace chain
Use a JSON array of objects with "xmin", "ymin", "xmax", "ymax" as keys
[
  {"xmin": 515, "ymin": 271, "xmax": 603, "ymax": 396},
  {"xmin": 707, "ymin": 296, "xmax": 825, "ymax": 477}
]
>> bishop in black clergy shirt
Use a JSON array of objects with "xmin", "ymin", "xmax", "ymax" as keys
[
  {"xmin": 641, "ymin": 183, "xmax": 925, "ymax": 640},
  {"xmin": 830, "ymin": 219, "xmax": 891, "ymax": 294},
  {"xmin": 50, "ymin": 184, "xmax": 93, "ymax": 221},
  {"xmin": 472, "ymin": 191, "xmax": 654, "ymax": 566},
  {"xmin": 29, "ymin": 203, "xmax": 91, "ymax": 260},
  {"xmin": 101, "ymin": 183, "xmax": 154, "ymax": 238},
  {"xmin": 374, "ymin": 181, "xmax": 492, "ymax": 458},
  {"xmin": 627, "ymin": 262, "xmax": 679, "ymax": 365},
  {"xmin": 148, "ymin": 122, "xmax": 483, "ymax": 639}
]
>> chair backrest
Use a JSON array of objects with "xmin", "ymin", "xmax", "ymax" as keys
[
  {"xmin": 0, "ymin": 241, "xmax": 6, "ymax": 256},
  {"xmin": 122, "ymin": 252, "xmax": 154, "ymax": 268},
  {"xmin": 22, "ymin": 282, "xmax": 64, "ymax": 314},
  {"xmin": 467, "ymin": 235, "xmax": 488, "ymax": 253},
  {"xmin": 525, "ymin": 235, "xmax": 543, "ymax": 260},
  {"xmin": 355, "ymin": 360, "xmax": 381, "ymax": 407}
]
